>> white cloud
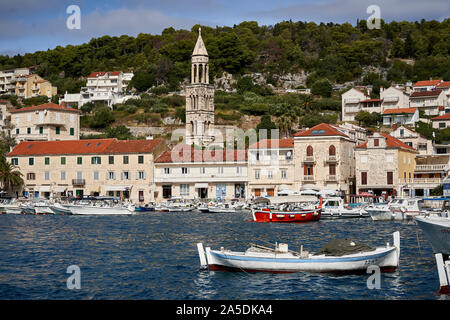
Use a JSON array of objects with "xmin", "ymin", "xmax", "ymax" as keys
[{"xmin": 249, "ymin": 0, "xmax": 449, "ymax": 24}]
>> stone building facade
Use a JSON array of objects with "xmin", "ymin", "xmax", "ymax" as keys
[
  {"xmin": 293, "ymin": 123, "xmax": 356, "ymax": 194},
  {"xmin": 247, "ymin": 139, "xmax": 295, "ymax": 197},
  {"xmin": 355, "ymin": 132, "xmax": 416, "ymax": 197},
  {"xmin": 153, "ymin": 146, "xmax": 247, "ymax": 202},
  {"xmin": 6, "ymin": 138, "xmax": 166, "ymax": 203},
  {"xmin": 10, "ymin": 103, "xmax": 81, "ymax": 142}
]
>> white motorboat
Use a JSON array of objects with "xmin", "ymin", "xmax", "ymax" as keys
[
  {"xmin": 0, "ymin": 200, "xmax": 23, "ymax": 214},
  {"xmin": 165, "ymin": 197, "xmax": 196, "ymax": 212},
  {"xmin": 62, "ymin": 198, "xmax": 135, "ymax": 215},
  {"xmin": 321, "ymin": 197, "xmax": 369, "ymax": 219},
  {"xmin": 364, "ymin": 201, "xmax": 393, "ymax": 221},
  {"xmin": 197, "ymin": 231, "xmax": 400, "ymax": 273},
  {"xmin": 66, "ymin": 204, "xmax": 135, "ymax": 215},
  {"xmin": 415, "ymin": 215, "xmax": 450, "ymax": 255},
  {"xmin": 33, "ymin": 201, "xmax": 55, "ymax": 215},
  {"xmin": 208, "ymin": 202, "xmax": 244, "ymax": 213},
  {"xmin": 48, "ymin": 203, "xmax": 73, "ymax": 215},
  {"xmin": 367, "ymin": 198, "xmax": 426, "ymax": 221}
]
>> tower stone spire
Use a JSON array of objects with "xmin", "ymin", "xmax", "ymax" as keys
[{"xmin": 185, "ymin": 28, "xmax": 214, "ymax": 146}]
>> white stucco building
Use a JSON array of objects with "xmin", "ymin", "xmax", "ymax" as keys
[{"xmin": 62, "ymin": 71, "xmax": 138, "ymax": 108}]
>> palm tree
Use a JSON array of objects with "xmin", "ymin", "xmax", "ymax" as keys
[
  {"xmin": 0, "ymin": 157, "xmax": 24, "ymax": 196},
  {"xmin": 276, "ymin": 113, "xmax": 297, "ymax": 138}
]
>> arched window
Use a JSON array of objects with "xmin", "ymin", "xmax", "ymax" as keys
[
  {"xmin": 329, "ymin": 145, "xmax": 336, "ymax": 156},
  {"xmin": 306, "ymin": 145, "xmax": 313, "ymax": 157},
  {"xmin": 193, "ymin": 65, "xmax": 197, "ymax": 83},
  {"xmin": 198, "ymin": 64, "xmax": 203, "ymax": 83}
]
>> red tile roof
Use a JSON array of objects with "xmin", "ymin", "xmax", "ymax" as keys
[
  {"xmin": 248, "ymin": 139, "xmax": 293, "ymax": 149},
  {"xmin": 293, "ymin": 123, "xmax": 348, "ymax": 138},
  {"xmin": 103, "ymin": 139, "xmax": 163, "ymax": 154},
  {"xmin": 437, "ymin": 81, "xmax": 450, "ymax": 88},
  {"xmin": 7, "ymin": 138, "xmax": 163, "ymax": 156},
  {"xmin": 431, "ymin": 113, "xmax": 450, "ymax": 121},
  {"xmin": 356, "ymin": 133, "xmax": 416, "ymax": 151},
  {"xmin": 410, "ymin": 89, "xmax": 442, "ymax": 98},
  {"xmin": 88, "ymin": 71, "xmax": 122, "ymax": 78},
  {"xmin": 155, "ymin": 146, "xmax": 247, "ymax": 163},
  {"xmin": 9, "ymin": 103, "xmax": 80, "ymax": 114},
  {"xmin": 413, "ymin": 80, "xmax": 442, "ymax": 87},
  {"xmin": 382, "ymin": 107, "xmax": 417, "ymax": 115}
]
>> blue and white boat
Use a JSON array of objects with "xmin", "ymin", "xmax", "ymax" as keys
[{"xmin": 197, "ymin": 231, "xmax": 400, "ymax": 273}]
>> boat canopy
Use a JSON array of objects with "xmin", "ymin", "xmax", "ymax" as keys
[{"xmin": 269, "ymin": 195, "xmax": 318, "ymax": 204}]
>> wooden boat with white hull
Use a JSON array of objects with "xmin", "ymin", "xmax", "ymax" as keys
[{"xmin": 197, "ymin": 231, "xmax": 400, "ymax": 274}]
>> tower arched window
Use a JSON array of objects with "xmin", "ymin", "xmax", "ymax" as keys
[
  {"xmin": 193, "ymin": 65, "xmax": 197, "ymax": 83},
  {"xmin": 198, "ymin": 64, "xmax": 203, "ymax": 83}
]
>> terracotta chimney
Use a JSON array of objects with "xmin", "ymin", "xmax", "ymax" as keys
[{"xmin": 60, "ymin": 101, "xmax": 67, "ymax": 109}]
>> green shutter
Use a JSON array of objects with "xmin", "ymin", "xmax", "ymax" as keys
[
  {"xmin": 29, "ymin": 158, "xmax": 34, "ymax": 165},
  {"xmin": 109, "ymin": 156, "xmax": 114, "ymax": 164},
  {"xmin": 61, "ymin": 157, "xmax": 66, "ymax": 165},
  {"xmin": 70, "ymin": 128, "xmax": 74, "ymax": 135},
  {"xmin": 39, "ymin": 127, "xmax": 43, "ymax": 134},
  {"xmin": 77, "ymin": 157, "xmax": 82, "ymax": 164},
  {"xmin": 45, "ymin": 157, "xmax": 50, "ymax": 165},
  {"xmin": 138, "ymin": 155, "xmax": 144, "ymax": 164},
  {"xmin": 56, "ymin": 127, "xmax": 60, "ymax": 134}
]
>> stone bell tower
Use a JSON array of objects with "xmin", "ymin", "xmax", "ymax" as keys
[{"xmin": 185, "ymin": 28, "xmax": 215, "ymax": 146}]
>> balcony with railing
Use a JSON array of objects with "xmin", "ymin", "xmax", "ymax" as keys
[
  {"xmin": 383, "ymin": 96, "xmax": 399, "ymax": 102},
  {"xmin": 415, "ymin": 164, "xmax": 449, "ymax": 172},
  {"xmin": 411, "ymin": 178, "xmax": 443, "ymax": 185},
  {"xmin": 325, "ymin": 155, "xmax": 338, "ymax": 163},
  {"xmin": 344, "ymin": 107, "xmax": 361, "ymax": 113},
  {"xmin": 302, "ymin": 175, "xmax": 315, "ymax": 182},
  {"xmin": 72, "ymin": 179, "xmax": 85, "ymax": 186},
  {"xmin": 302, "ymin": 156, "xmax": 315, "ymax": 163},
  {"xmin": 13, "ymin": 133, "xmax": 48, "ymax": 141},
  {"xmin": 344, "ymin": 98, "xmax": 361, "ymax": 104}
]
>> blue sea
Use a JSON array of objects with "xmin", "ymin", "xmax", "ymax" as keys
[{"xmin": 0, "ymin": 211, "xmax": 448, "ymax": 300}]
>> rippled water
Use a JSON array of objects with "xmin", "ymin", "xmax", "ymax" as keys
[{"xmin": 0, "ymin": 211, "xmax": 448, "ymax": 300}]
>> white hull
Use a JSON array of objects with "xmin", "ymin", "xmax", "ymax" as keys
[
  {"xmin": 367, "ymin": 209, "xmax": 410, "ymax": 221},
  {"xmin": 65, "ymin": 205, "xmax": 134, "ymax": 215},
  {"xmin": 167, "ymin": 207, "xmax": 195, "ymax": 212},
  {"xmin": 34, "ymin": 206, "xmax": 55, "ymax": 214},
  {"xmin": 321, "ymin": 208, "xmax": 368, "ymax": 219},
  {"xmin": 1, "ymin": 205, "xmax": 23, "ymax": 214},
  {"xmin": 415, "ymin": 216, "xmax": 450, "ymax": 255},
  {"xmin": 208, "ymin": 208, "xmax": 237, "ymax": 213},
  {"xmin": 198, "ymin": 232, "xmax": 400, "ymax": 273}
]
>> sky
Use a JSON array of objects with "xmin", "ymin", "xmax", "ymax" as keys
[{"xmin": 0, "ymin": 0, "xmax": 449, "ymax": 56}]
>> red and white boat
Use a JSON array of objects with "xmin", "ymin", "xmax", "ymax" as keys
[{"xmin": 251, "ymin": 198, "xmax": 322, "ymax": 223}]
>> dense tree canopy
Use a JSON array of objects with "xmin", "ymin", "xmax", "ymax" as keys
[{"xmin": 0, "ymin": 19, "xmax": 448, "ymax": 95}]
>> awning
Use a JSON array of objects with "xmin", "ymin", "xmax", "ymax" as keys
[
  {"xmin": 251, "ymin": 185, "xmax": 275, "ymax": 189},
  {"xmin": 278, "ymin": 184, "xmax": 292, "ymax": 191},
  {"xmin": 195, "ymin": 183, "xmax": 208, "ymax": 188},
  {"xmin": 39, "ymin": 186, "xmax": 51, "ymax": 192},
  {"xmin": 54, "ymin": 186, "xmax": 67, "ymax": 193},
  {"xmin": 104, "ymin": 185, "xmax": 132, "ymax": 191}
]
